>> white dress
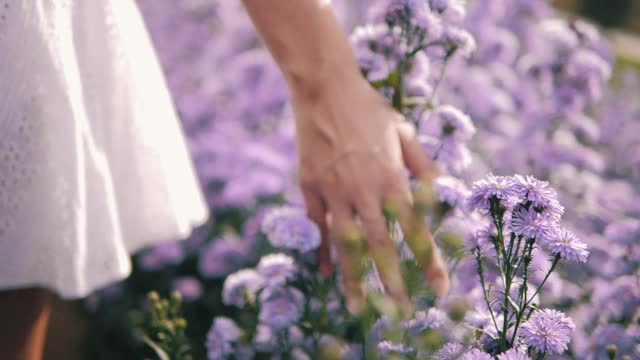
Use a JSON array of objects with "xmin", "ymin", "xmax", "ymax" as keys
[{"xmin": 0, "ymin": 0, "xmax": 208, "ymax": 298}]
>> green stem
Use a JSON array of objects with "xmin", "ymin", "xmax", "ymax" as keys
[
  {"xmin": 474, "ymin": 247, "xmax": 500, "ymax": 337},
  {"xmin": 524, "ymin": 254, "xmax": 561, "ymax": 311},
  {"xmin": 510, "ymin": 239, "xmax": 534, "ymax": 345}
]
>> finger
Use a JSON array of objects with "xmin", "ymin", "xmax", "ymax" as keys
[
  {"xmin": 355, "ymin": 196, "xmax": 411, "ymax": 313},
  {"xmin": 385, "ymin": 190, "xmax": 450, "ymax": 298},
  {"xmin": 396, "ymin": 121, "xmax": 439, "ymax": 183},
  {"xmin": 302, "ymin": 188, "xmax": 331, "ymax": 277},
  {"xmin": 328, "ymin": 198, "xmax": 366, "ymax": 314}
]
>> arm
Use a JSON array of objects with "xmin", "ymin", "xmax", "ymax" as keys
[{"xmin": 242, "ymin": 0, "xmax": 449, "ymax": 314}]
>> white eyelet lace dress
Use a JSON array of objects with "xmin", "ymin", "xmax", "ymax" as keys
[{"xmin": 0, "ymin": 1, "xmax": 208, "ymax": 298}]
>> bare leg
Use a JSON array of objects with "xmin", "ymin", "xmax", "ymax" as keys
[{"xmin": 0, "ymin": 288, "xmax": 52, "ymax": 360}]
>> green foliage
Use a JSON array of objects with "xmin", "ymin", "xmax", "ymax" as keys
[{"xmin": 132, "ymin": 291, "xmax": 193, "ymax": 360}]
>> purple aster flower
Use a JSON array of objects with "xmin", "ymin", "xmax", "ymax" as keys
[
  {"xmin": 461, "ymin": 349, "xmax": 493, "ymax": 360},
  {"xmin": 172, "ymin": 276, "xmax": 203, "ymax": 302},
  {"xmin": 423, "ymin": 105, "xmax": 476, "ymax": 141},
  {"xmin": 510, "ymin": 206, "xmax": 556, "ymax": 241},
  {"xmin": 342, "ymin": 344, "xmax": 364, "ymax": 360},
  {"xmin": 496, "ymin": 349, "xmax": 532, "ymax": 360},
  {"xmin": 261, "ymin": 207, "xmax": 321, "ymax": 252},
  {"xmin": 426, "ymin": 137, "xmax": 473, "ymax": 172},
  {"xmin": 206, "ymin": 317, "xmax": 242, "ymax": 360},
  {"xmin": 138, "ymin": 242, "xmax": 185, "ymax": 271},
  {"xmin": 566, "ymin": 49, "xmax": 611, "ymax": 83},
  {"xmin": 589, "ymin": 324, "xmax": 638, "ymax": 359},
  {"xmin": 368, "ymin": 317, "xmax": 391, "ymax": 344},
  {"xmin": 253, "ymin": 324, "xmax": 276, "ymax": 352},
  {"xmin": 256, "ymin": 253, "xmax": 298, "ymax": 286},
  {"xmin": 371, "ymin": 0, "xmax": 443, "ymax": 37},
  {"xmin": 199, "ymin": 236, "xmax": 251, "ymax": 278},
  {"xmin": 429, "ymin": 0, "xmax": 449, "ymax": 12},
  {"xmin": 435, "ymin": 176, "xmax": 471, "ymax": 207},
  {"xmin": 291, "ymin": 348, "xmax": 310, "ymax": 360},
  {"xmin": 403, "ymin": 308, "xmax": 448, "ymax": 336},
  {"xmin": 512, "ymin": 174, "xmax": 564, "ymax": 219},
  {"xmin": 591, "ymin": 275, "xmax": 640, "ymax": 320},
  {"xmin": 350, "ymin": 24, "xmax": 399, "ymax": 82},
  {"xmin": 258, "ymin": 287, "xmax": 305, "ymax": 330},
  {"xmin": 442, "ymin": 26, "xmax": 477, "ymax": 57},
  {"xmin": 467, "ymin": 174, "xmax": 519, "ymax": 212},
  {"xmin": 520, "ymin": 309, "xmax": 575, "ymax": 355},
  {"xmin": 377, "ymin": 341, "xmax": 414, "ymax": 356},
  {"xmin": 543, "ymin": 228, "xmax": 589, "ymax": 263},
  {"xmin": 222, "ymin": 269, "xmax": 264, "ymax": 307},
  {"xmin": 435, "ymin": 343, "xmax": 467, "ymax": 360},
  {"xmin": 604, "ymin": 218, "xmax": 640, "ymax": 245}
]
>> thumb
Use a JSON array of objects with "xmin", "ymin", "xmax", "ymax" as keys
[{"xmin": 396, "ymin": 121, "xmax": 439, "ymax": 183}]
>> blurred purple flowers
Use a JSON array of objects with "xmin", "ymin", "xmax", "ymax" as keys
[{"xmin": 261, "ymin": 207, "xmax": 321, "ymax": 253}]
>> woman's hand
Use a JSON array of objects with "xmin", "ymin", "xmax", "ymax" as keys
[
  {"xmin": 290, "ymin": 71, "xmax": 449, "ymax": 314},
  {"xmin": 242, "ymin": 0, "xmax": 449, "ymax": 314}
]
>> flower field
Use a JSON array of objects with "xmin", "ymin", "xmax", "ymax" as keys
[{"xmin": 85, "ymin": 1, "xmax": 639, "ymax": 359}]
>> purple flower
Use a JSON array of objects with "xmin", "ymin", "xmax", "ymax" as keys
[
  {"xmin": 262, "ymin": 207, "xmax": 321, "ymax": 252},
  {"xmin": 520, "ymin": 309, "xmax": 575, "ymax": 354},
  {"xmin": 291, "ymin": 348, "xmax": 311, "ymax": 360},
  {"xmin": 350, "ymin": 24, "xmax": 399, "ymax": 82},
  {"xmin": 403, "ymin": 308, "xmax": 448, "ymax": 336},
  {"xmin": 435, "ymin": 343, "xmax": 467, "ymax": 360},
  {"xmin": 442, "ymin": 26, "xmax": 477, "ymax": 57},
  {"xmin": 510, "ymin": 206, "xmax": 556, "ymax": 241},
  {"xmin": 423, "ymin": 105, "xmax": 476, "ymax": 141},
  {"xmin": 467, "ymin": 174, "xmax": 519, "ymax": 212},
  {"xmin": 172, "ymin": 276, "xmax": 203, "ymax": 301},
  {"xmin": 435, "ymin": 176, "xmax": 471, "ymax": 207},
  {"xmin": 256, "ymin": 253, "xmax": 298, "ymax": 286},
  {"xmin": 372, "ymin": 0, "xmax": 443, "ymax": 37},
  {"xmin": 512, "ymin": 174, "xmax": 564, "ymax": 219},
  {"xmin": 222, "ymin": 269, "xmax": 264, "ymax": 307},
  {"xmin": 496, "ymin": 349, "xmax": 531, "ymax": 360},
  {"xmin": 253, "ymin": 324, "xmax": 276, "ymax": 352},
  {"xmin": 199, "ymin": 236, "xmax": 251, "ymax": 278},
  {"xmin": 424, "ymin": 136, "xmax": 473, "ymax": 172},
  {"xmin": 543, "ymin": 228, "xmax": 589, "ymax": 263},
  {"xmin": 206, "ymin": 317, "xmax": 242, "ymax": 360},
  {"xmin": 138, "ymin": 242, "xmax": 185, "ymax": 271},
  {"xmin": 604, "ymin": 218, "xmax": 640, "ymax": 245},
  {"xmin": 566, "ymin": 49, "xmax": 611, "ymax": 83},
  {"xmin": 377, "ymin": 341, "xmax": 414, "ymax": 356},
  {"xmin": 591, "ymin": 275, "xmax": 640, "ymax": 320},
  {"xmin": 589, "ymin": 324, "xmax": 638, "ymax": 359},
  {"xmin": 461, "ymin": 349, "xmax": 493, "ymax": 360},
  {"xmin": 258, "ymin": 287, "xmax": 305, "ymax": 330}
]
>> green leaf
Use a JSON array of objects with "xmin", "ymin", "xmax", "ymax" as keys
[{"xmin": 506, "ymin": 296, "xmax": 521, "ymax": 313}]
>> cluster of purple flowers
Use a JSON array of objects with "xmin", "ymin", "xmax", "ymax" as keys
[
  {"xmin": 204, "ymin": 208, "xmax": 330, "ymax": 358},
  {"xmin": 466, "ymin": 174, "xmax": 588, "ymax": 263}
]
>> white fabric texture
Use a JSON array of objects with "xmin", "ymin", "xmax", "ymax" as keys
[{"xmin": 0, "ymin": 0, "xmax": 208, "ymax": 298}]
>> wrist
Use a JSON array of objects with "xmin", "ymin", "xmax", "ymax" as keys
[
  {"xmin": 283, "ymin": 41, "xmax": 364, "ymax": 102},
  {"xmin": 287, "ymin": 60, "xmax": 365, "ymax": 107}
]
